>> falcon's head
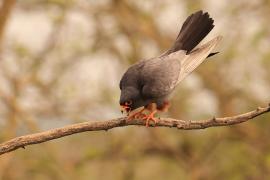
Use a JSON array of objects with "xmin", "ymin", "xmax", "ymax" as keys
[{"xmin": 119, "ymin": 86, "xmax": 140, "ymax": 113}]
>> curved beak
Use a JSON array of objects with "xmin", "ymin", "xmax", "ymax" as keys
[{"xmin": 120, "ymin": 104, "xmax": 131, "ymax": 114}]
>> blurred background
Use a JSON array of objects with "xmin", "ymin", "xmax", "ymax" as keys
[{"xmin": 0, "ymin": 0, "xmax": 269, "ymax": 179}]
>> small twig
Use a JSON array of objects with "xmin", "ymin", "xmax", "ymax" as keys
[{"xmin": 0, "ymin": 103, "xmax": 269, "ymax": 156}]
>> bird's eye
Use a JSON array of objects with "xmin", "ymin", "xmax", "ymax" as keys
[{"xmin": 125, "ymin": 101, "xmax": 132, "ymax": 105}]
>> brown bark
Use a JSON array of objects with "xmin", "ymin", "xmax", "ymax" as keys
[{"xmin": 0, "ymin": 103, "xmax": 269, "ymax": 156}]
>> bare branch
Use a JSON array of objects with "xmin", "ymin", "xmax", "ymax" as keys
[{"xmin": 0, "ymin": 103, "xmax": 269, "ymax": 156}]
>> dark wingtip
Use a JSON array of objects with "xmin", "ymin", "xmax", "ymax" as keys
[
  {"xmin": 165, "ymin": 10, "xmax": 216, "ymax": 56},
  {"xmin": 207, "ymin": 52, "xmax": 219, "ymax": 58}
]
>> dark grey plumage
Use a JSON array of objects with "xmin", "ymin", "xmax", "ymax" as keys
[
  {"xmin": 165, "ymin": 10, "xmax": 214, "ymax": 55},
  {"xmin": 119, "ymin": 10, "xmax": 222, "ymax": 111}
]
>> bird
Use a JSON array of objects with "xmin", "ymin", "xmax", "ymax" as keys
[{"xmin": 119, "ymin": 10, "xmax": 222, "ymax": 126}]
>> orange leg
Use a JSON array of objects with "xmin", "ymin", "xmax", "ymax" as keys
[
  {"xmin": 141, "ymin": 101, "xmax": 170, "ymax": 127},
  {"xmin": 142, "ymin": 110, "xmax": 158, "ymax": 127},
  {"xmin": 127, "ymin": 108, "xmax": 146, "ymax": 120},
  {"xmin": 158, "ymin": 101, "xmax": 170, "ymax": 112}
]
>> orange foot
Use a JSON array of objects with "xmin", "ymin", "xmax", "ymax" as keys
[
  {"xmin": 142, "ymin": 110, "xmax": 158, "ymax": 127},
  {"xmin": 127, "ymin": 108, "xmax": 146, "ymax": 121}
]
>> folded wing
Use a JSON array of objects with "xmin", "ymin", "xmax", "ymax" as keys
[{"xmin": 175, "ymin": 36, "xmax": 222, "ymax": 83}]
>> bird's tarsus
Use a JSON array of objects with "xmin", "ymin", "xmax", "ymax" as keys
[
  {"xmin": 127, "ymin": 108, "xmax": 146, "ymax": 121},
  {"xmin": 142, "ymin": 110, "xmax": 158, "ymax": 127}
]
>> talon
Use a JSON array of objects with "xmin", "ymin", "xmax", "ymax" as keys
[
  {"xmin": 142, "ymin": 110, "xmax": 158, "ymax": 127},
  {"xmin": 127, "ymin": 108, "xmax": 146, "ymax": 121}
]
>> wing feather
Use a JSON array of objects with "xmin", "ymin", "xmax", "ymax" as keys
[
  {"xmin": 176, "ymin": 36, "xmax": 222, "ymax": 83},
  {"xmin": 137, "ymin": 36, "xmax": 221, "ymax": 99}
]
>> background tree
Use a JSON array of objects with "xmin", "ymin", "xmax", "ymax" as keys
[{"xmin": 0, "ymin": 0, "xmax": 270, "ymax": 179}]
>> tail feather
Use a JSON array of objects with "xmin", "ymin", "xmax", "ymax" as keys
[
  {"xmin": 165, "ymin": 10, "xmax": 214, "ymax": 55},
  {"xmin": 176, "ymin": 36, "xmax": 222, "ymax": 83}
]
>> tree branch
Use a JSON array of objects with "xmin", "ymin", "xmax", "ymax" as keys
[{"xmin": 0, "ymin": 103, "xmax": 269, "ymax": 156}]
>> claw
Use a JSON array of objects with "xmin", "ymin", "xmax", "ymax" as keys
[
  {"xmin": 127, "ymin": 108, "xmax": 146, "ymax": 121},
  {"xmin": 142, "ymin": 110, "xmax": 158, "ymax": 127}
]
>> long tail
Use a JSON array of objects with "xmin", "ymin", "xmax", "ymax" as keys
[
  {"xmin": 176, "ymin": 36, "xmax": 222, "ymax": 83},
  {"xmin": 164, "ymin": 10, "xmax": 215, "ymax": 55}
]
